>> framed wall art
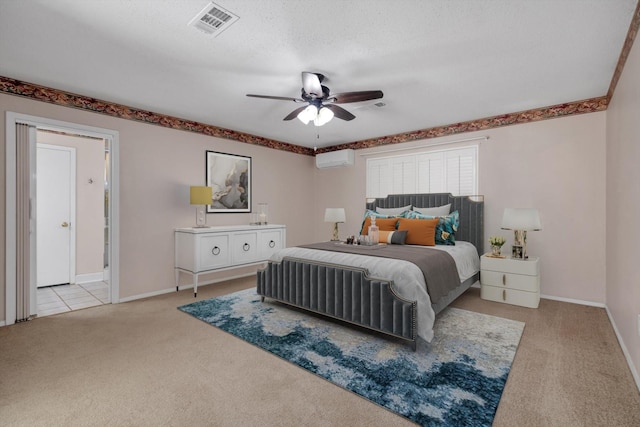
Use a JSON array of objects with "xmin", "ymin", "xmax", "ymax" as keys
[{"xmin": 206, "ymin": 150, "xmax": 251, "ymax": 213}]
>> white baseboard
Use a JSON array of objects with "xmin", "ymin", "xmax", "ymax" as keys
[
  {"xmin": 118, "ymin": 287, "xmax": 177, "ymax": 303},
  {"xmin": 0, "ymin": 320, "xmax": 5, "ymax": 327},
  {"xmin": 605, "ymin": 306, "xmax": 640, "ymax": 392},
  {"xmin": 75, "ymin": 272, "xmax": 105, "ymax": 284},
  {"xmin": 472, "ymin": 285, "xmax": 605, "ymax": 308},
  {"xmin": 118, "ymin": 272, "xmax": 256, "ymax": 303},
  {"xmin": 473, "ymin": 287, "xmax": 637, "ymax": 391},
  {"xmin": 540, "ymin": 293, "xmax": 606, "ymax": 308}
]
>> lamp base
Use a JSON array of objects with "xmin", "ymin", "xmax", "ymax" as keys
[
  {"xmin": 512, "ymin": 230, "xmax": 528, "ymax": 259},
  {"xmin": 195, "ymin": 205, "xmax": 208, "ymax": 228},
  {"xmin": 331, "ymin": 223, "xmax": 340, "ymax": 241}
]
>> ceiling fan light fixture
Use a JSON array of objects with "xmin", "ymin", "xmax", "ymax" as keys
[
  {"xmin": 248, "ymin": 72, "xmax": 383, "ymax": 125},
  {"xmin": 297, "ymin": 104, "xmax": 318, "ymax": 124},
  {"xmin": 314, "ymin": 106, "xmax": 334, "ymax": 126}
]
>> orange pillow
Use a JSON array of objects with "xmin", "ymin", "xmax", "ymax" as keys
[
  {"xmin": 361, "ymin": 217, "xmax": 398, "ymax": 235},
  {"xmin": 397, "ymin": 218, "xmax": 439, "ymax": 246}
]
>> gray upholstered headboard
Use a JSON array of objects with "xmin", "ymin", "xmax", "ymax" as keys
[{"xmin": 365, "ymin": 193, "xmax": 484, "ymax": 255}]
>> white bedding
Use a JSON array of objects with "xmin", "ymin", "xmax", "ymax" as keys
[{"xmin": 269, "ymin": 241, "xmax": 480, "ymax": 342}]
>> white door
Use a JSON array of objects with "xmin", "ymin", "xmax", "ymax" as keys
[{"xmin": 37, "ymin": 144, "xmax": 76, "ymax": 287}]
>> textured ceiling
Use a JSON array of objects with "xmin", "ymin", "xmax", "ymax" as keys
[{"xmin": 0, "ymin": 0, "xmax": 637, "ymax": 149}]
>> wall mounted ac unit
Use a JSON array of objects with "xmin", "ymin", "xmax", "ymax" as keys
[{"xmin": 315, "ymin": 149, "xmax": 355, "ymax": 169}]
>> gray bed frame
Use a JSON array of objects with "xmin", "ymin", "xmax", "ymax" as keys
[{"xmin": 256, "ymin": 193, "xmax": 484, "ymax": 350}]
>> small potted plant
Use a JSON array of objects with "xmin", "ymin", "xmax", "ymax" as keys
[{"xmin": 489, "ymin": 235, "xmax": 506, "ymax": 257}]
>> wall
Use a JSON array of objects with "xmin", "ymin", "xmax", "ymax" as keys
[
  {"xmin": 36, "ymin": 131, "xmax": 105, "ymax": 278},
  {"xmin": 315, "ymin": 112, "xmax": 607, "ymax": 304},
  {"xmin": 1, "ymin": 93, "xmax": 316, "ymax": 321},
  {"xmin": 606, "ymin": 26, "xmax": 640, "ymax": 384},
  {"xmin": 0, "ymin": 86, "xmax": 609, "ymax": 319}
]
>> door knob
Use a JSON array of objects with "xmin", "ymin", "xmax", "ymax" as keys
[{"xmin": 61, "ymin": 222, "xmax": 69, "ymax": 228}]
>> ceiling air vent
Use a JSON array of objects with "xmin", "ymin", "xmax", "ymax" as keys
[{"xmin": 188, "ymin": 2, "xmax": 239, "ymax": 37}]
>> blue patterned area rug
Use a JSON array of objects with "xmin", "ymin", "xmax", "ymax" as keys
[{"xmin": 179, "ymin": 289, "xmax": 524, "ymax": 427}]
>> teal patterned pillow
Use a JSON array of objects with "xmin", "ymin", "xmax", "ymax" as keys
[{"xmin": 405, "ymin": 210, "xmax": 459, "ymax": 245}]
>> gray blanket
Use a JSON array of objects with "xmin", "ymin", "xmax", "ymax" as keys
[{"xmin": 298, "ymin": 242, "xmax": 460, "ymax": 305}]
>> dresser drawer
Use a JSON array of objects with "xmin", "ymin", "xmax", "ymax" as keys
[
  {"xmin": 480, "ymin": 285, "xmax": 540, "ymax": 308},
  {"xmin": 198, "ymin": 234, "xmax": 231, "ymax": 270},
  {"xmin": 231, "ymin": 231, "xmax": 259, "ymax": 264},
  {"xmin": 259, "ymin": 229, "xmax": 283, "ymax": 259},
  {"xmin": 480, "ymin": 270, "xmax": 539, "ymax": 292}
]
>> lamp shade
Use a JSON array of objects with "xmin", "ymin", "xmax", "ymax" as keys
[
  {"xmin": 501, "ymin": 208, "xmax": 541, "ymax": 231},
  {"xmin": 190, "ymin": 186, "xmax": 212, "ymax": 205},
  {"xmin": 324, "ymin": 208, "xmax": 346, "ymax": 223},
  {"xmin": 297, "ymin": 105, "xmax": 318, "ymax": 125},
  {"xmin": 314, "ymin": 106, "xmax": 334, "ymax": 126},
  {"xmin": 297, "ymin": 104, "xmax": 335, "ymax": 126}
]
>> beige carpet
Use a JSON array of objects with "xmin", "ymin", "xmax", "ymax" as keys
[{"xmin": 1, "ymin": 278, "xmax": 638, "ymax": 426}]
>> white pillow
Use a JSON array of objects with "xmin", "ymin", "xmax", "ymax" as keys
[
  {"xmin": 376, "ymin": 205, "xmax": 412, "ymax": 216},
  {"xmin": 413, "ymin": 204, "xmax": 451, "ymax": 216}
]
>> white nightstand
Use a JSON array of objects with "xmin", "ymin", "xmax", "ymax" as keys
[{"xmin": 480, "ymin": 255, "xmax": 540, "ymax": 308}]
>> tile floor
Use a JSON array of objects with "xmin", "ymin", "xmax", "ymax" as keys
[{"xmin": 37, "ymin": 281, "xmax": 110, "ymax": 317}]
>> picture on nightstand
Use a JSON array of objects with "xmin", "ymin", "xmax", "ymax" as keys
[{"xmin": 512, "ymin": 245, "xmax": 524, "ymax": 259}]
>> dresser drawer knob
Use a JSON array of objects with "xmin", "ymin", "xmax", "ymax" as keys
[
  {"xmin": 212, "ymin": 246, "xmax": 220, "ymax": 256},
  {"xmin": 502, "ymin": 274, "xmax": 506, "ymax": 286},
  {"xmin": 269, "ymin": 240, "xmax": 276, "ymax": 248},
  {"xmin": 503, "ymin": 289, "xmax": 506, "ymax": 301},
  {"xmin": 243, "ymin": 243, "xmax": 250, "ymax": 252}
]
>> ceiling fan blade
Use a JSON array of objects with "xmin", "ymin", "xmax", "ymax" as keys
[
  {"xmin": 301, "ymin": 72, "xmax": 324, "ymax": 98},
  {"xmin": 324, "ymin": 104, "xmax": 355, "ymax": 121},
  {"xmin": 246, "ymin": 94, "xmax": 302, "ymax": 102},
  {"xmin": 283, "ymin": 105, "xmax": 309, "ymax": 121},
  {"xmin": 330, "ymin": 90, "xmax": 384, "ymax": 104}
]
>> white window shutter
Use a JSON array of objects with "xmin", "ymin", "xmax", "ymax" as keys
[
  {"xmin": 417, "ymin": 152, "xmax": 445, "ymax": 193},
  {"xmin": 366, "ymin": 145, "xmax": 478, "ymax": 198},
  {"xmin": 391, "ymin": 156, "xmax": 416, "ymax": 194},
  {"xmin": 445, "ymin": 147, "xmax": 477, "ymax": 196},
  {"xmin": 366, "ymin": 158, "xmax": 390, "ymax": 198}
]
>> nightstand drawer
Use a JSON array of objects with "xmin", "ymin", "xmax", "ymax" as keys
[
  {"xmin": 480, "ymin": 285, "xmax": 540, "ymax": 308},
  {"xmin": 480, "ymin": 270, "xmax": 539, "ymax": 292},
  {"xmin": 481, "ymin": 256, "xmax": 539, "ymax": 276}
]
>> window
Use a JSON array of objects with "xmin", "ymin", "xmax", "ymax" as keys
[{"xmin": 366, "ymin": 146, "xmax": 478, "ymax": 198}]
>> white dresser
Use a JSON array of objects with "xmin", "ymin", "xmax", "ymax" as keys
[
  {"xmin": 175, "ymin": 224, "xmax": 286, "ymax": 297},
  {"xmin": 480, "ymin": 255, "xmax": 540, "ymax": 308}
]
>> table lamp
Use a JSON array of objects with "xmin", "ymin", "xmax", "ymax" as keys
[
  {"xmin": 501, "ymin": 208, "xmax": 541, "ymax": 259},
  {"xmin": 190, "ymin": 186, "xmax": 212, "ymax": 228},
  {"xmin": 324, "ymin": 208, "xmax": 346, "ymax": 241}
]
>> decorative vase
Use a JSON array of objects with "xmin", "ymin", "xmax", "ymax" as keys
[
  {"xmin": 257, "ymin": 203, "xmax": 268, "ymax": 225},
  {"xmin": 491, "ymin": 245, "xmax": 502, "ymax": 256}
]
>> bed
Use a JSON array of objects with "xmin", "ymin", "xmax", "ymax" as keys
[{"xmin": 256, "ymin": 193, "xmax": 484, "ymax": 350}]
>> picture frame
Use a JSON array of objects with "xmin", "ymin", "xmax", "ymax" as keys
[
  {"xmin": 511, "ymin": 245, "xmax": 524, "ymax": 260},
  {"xmin": 206, "ymin": 151, "xmax": 251, "ymax": 213}
]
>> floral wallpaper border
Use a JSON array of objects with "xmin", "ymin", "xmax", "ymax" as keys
[
  {"xmin": 315, "ymin": 96, "xmax": 608, "ymax": 153},
  {"xmin": 0, "ymin": 76, "xmax": 315, "ymax": 156},
  {"xmin": 0, "ymin": 76, "xmax": 611, "ymax": 157},
  {"xmin": 608, "ymin": 0, "xmax": 640, "ymax": 100}
]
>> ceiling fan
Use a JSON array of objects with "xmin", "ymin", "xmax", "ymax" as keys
[{"xmin": 246, "ymin": 72, "xmax": 383, "ymax": 126}]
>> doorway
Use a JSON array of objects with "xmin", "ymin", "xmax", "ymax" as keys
[
  {"xmin": 5, "ymin": 112, "xmax": 120, "ymax": 325},
  {"xmin": 35, "ymin": 131, "xmax": 108, "ymax": 317}
]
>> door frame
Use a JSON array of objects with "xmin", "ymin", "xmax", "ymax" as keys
[
  {"xmin": 36, "ymin": 143, "xmax": 77, "ymax": 287},
  {"xmin": 5, "ymin": 112, "xmax": 120, "ymax": 325}
]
